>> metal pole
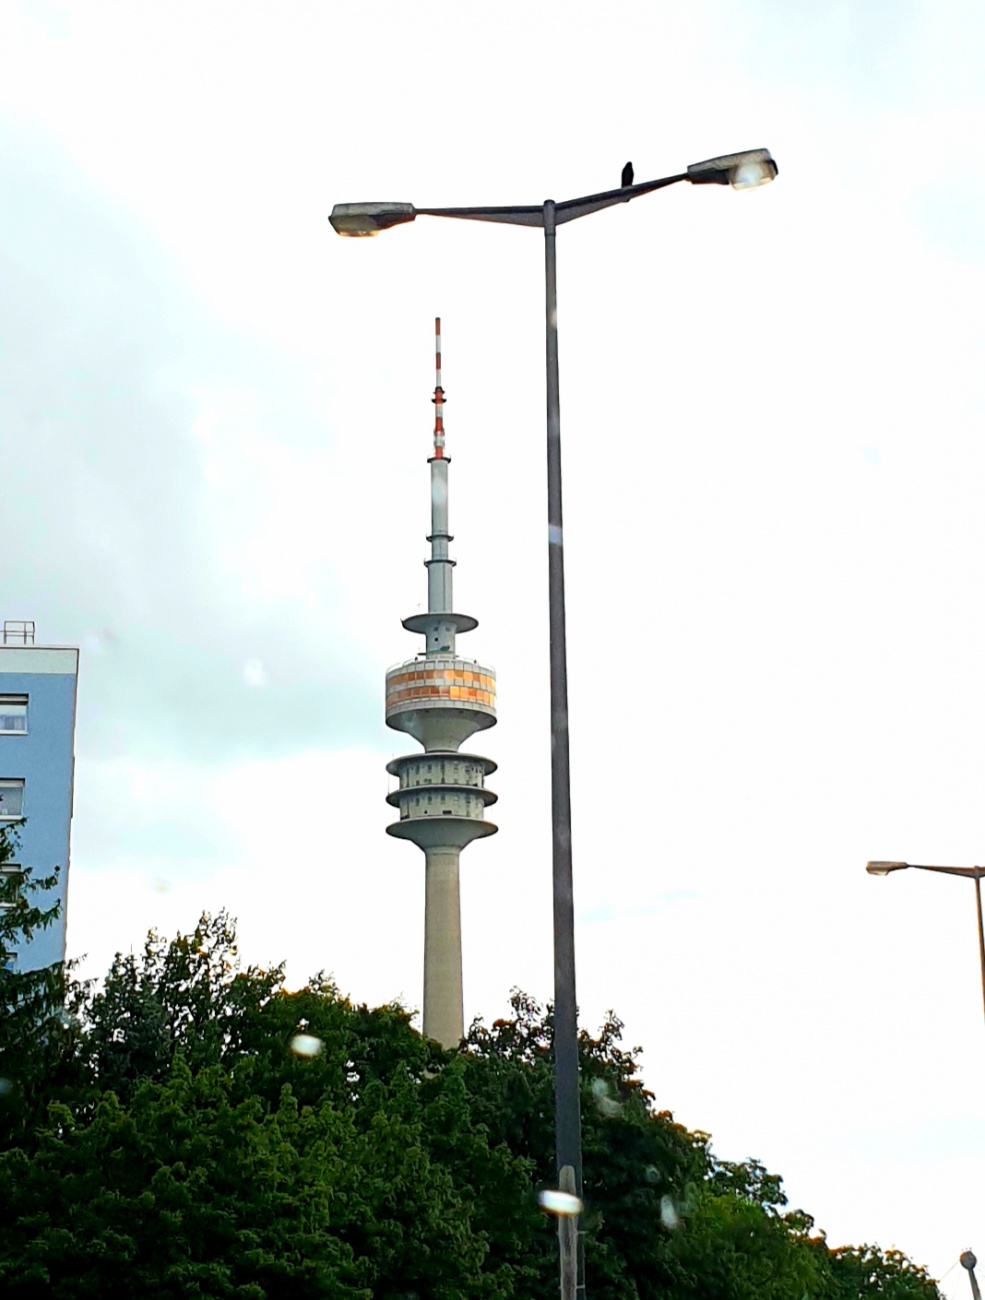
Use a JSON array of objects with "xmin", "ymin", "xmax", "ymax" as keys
[
  {"xmin": 974, "ymin": 876, "xmax": 985, "ymax": 1028},
  {"xmin": 961, "ymin": 1251, "xmax": 982, "ymax": 1300},
  {"xmin": 544, "ymin": 198, "xmax": 584, "ymax": 1300}
]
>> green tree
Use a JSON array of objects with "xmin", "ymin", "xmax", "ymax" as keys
[
  {"xmin": 2, "ymin": 1018, "xmax": 525, "ymax": 1296},
  {"xmin": 462, "ymin": 993, "xmax": 943, "ymax": 1300},
  {"xmin": 5, "ymin": 913, "xmax": 531, "ymax": 1298},
  {"xmin": 825, "ymin": 1243, "xmax": 942, "ymax": 1299},
  {"xmin": 462, "ymin": 992, "xmax": 718, "ymax": 1298},
  {"xmin": 0, "ymin": 909, "xmax": 946, "ymax": 1299},
  {"xmin": 84, "ymin": 910, "xmax": 285, "ymax": 1101},
  {"xmin": 0, "ymin": 826, "xmax": 88, "ymax": 1150},
  {"xmin": 0, "ymin": 1061, "xmax": 370, "ymax": 1298}
]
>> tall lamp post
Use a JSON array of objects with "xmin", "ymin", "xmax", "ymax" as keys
[
  {"xmin": 866, "ymin": 860, "xmax": 985, "ymax": 1025},
  {"xmin": 331, "ymin": 148, "xmax": 779, "ymax": 1300}
]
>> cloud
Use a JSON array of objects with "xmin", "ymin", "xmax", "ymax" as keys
[{"xmin": 0, "ymin": 135, "xmax": 378, "ymax": 765}]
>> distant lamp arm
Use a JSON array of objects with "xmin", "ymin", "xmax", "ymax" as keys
[
  {"xmin": 866, "ymin": 860, "xmax": 985, "ymax": 1026},
  {"xmin": 868, "ymin": 860, "xmax": 984, "ymax": 880}
]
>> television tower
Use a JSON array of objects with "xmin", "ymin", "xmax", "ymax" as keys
[{"xmin": 385, "ymin": 319, "xmax": 497, "ymax": 1048}]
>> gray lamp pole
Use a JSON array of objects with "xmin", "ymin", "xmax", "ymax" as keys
[
  {"xmin": 331, "ymin": 148, "xmax": 778, "ymax": 1300},
  {"xmin": 962, "ymin": 1251, "xmax": 983, "ymax": 1300},
  {"xmin": 867, "ymin": 860, "xmax": 985, "ymax": 1024}
]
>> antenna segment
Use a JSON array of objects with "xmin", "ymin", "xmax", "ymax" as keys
[{"xmin": 433, "ymin": 316, "xmax": 445, "ymax": 457}]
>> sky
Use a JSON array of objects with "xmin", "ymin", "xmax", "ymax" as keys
[{"xmin": 2, "ymin": 0, "xmax": 985, "ymax": 1290}]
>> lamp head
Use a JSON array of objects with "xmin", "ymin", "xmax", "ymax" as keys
[
  {"xmin": 687, "ymin": 148, "xmax": 778, "ymax": 189},
  {"xmin": 329, "ymin": 202, "xmax": 417, "ymax": 237},
  {"xmin": 961, "ymin": 1252, "xmax": 977, "ymax": 1272},
  {"xmin": 866, "ymin": 861, "xmax": 909, "ymax": 876}
]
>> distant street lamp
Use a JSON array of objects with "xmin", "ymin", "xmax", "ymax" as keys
[
  {"xmin": 961, "ymin": 1250, "xmax": 982, "ymax": 1300},
  {"xmin": 331, "ymin": 148, "xmax": 778, "ymax": 1300},
  {"xmin": 866, "ymin": 860, "xmax": 985, "ymax": 1024}
]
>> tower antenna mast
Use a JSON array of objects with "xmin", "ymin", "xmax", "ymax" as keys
[{"xmin": 433, "ymin": 316, "xmax": 445, "ymax": 458}]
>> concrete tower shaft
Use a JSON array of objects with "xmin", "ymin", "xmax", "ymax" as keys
[{"xmin": 385, "ymin": 320, "xmax": 497, "ymax": 1049}]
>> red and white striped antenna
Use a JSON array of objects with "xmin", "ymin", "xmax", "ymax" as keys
[{"xmin": 432, "ymin": 316, "xmax": 445, "ymax": 457}]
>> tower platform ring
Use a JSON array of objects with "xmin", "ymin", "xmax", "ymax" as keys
[
  {"xmin": 386, "ymin": 784, "xmax": 498, "ymax": 809},
  {"xmin": 402, "ymin": 611, "xmax": 477, "ymax": 635},
  {"xmin": 386, "ymin": 817, "xmax": 498, "ymax": 850},
  {"xmin": 386, "ymin": 750, "xmax": 497, "ymax": 778}
]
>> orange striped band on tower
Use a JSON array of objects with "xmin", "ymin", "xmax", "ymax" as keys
[
  {"xmin": 432, "ymin": 315, "xmax": 445, "ymax": 457},
  {"xmin": 386, "ymin": 659, "xmax": 497, "ymax": 714}
]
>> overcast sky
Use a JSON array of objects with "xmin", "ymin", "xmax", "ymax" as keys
[{"xmin": 3, "ymin": 0, "xmax": 985, "ymax": 1291}]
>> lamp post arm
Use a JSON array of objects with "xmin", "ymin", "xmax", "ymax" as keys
[
  {"xmin": 904, "ymin": 864, "xmax": 985, "ymax": 1025},
  {"xmin": 870, "ymin": 861, "xmax": 985, "ymax": 1028},
  {"xmin": 906, "ymin": 863, "xmax": 985, "ymax": 880},
  {"xmin": 975, "ymin": 876, "xmax": 985, "ymax": 1029},
  {"xmin": 330, "ymin": 150, "xmax": 773, "ymax": 237},
  {"xmin": 417, "ymin": 203, "xmax": 545, "ymax": 228},
  {"xmin": 554, "ymin": 172, "xmax": 688, "ymax": 223},
  {"xmin": 416, "ymin": 171, "xmax": 690, "ymax": 231}
]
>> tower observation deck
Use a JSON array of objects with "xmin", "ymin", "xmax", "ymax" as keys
[{"xmin": 385, "ymin": 319, "xmax": 497, "ymax": 1049}]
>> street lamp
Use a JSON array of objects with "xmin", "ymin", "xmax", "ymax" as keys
[
  {"xmin": 961, "ymin": 1250, "xmax": 983, "ymax": 1300},
  {"xmin": 331, "ymin": 149, "xmax": 778, "ymax": 1300},
  {"xmin": 866, "ymin": 860, "xmax": 985, "ymax": 1023}
]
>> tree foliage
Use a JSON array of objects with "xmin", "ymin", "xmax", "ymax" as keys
[
  {"xmin": 0, "ymin": 826, "xmax": 89, "ymax": 1149},
  {"xmin": 0, "ymin": 902, "xmax": 943, "ymax": 1299}
]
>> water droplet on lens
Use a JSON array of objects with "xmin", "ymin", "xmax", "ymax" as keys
[
  {"xmin": 0, "ymin": 1078, "xmax": 13, "ymax": 1096},
  {"xmin": 660, "ymin": 1195, "xmax": 679, "ymax": 1229},
  {"xmin": 645, "ymin": 1165, "xmax": 661, "ymax": 1184},
  {"xmin": 242, "ymin": 658, "xmax": 267, "ymax": 688},
  {"xmin": 289, "ymin": 1032, "xmax": 323, "ymax": 1058},
  {"xmin": 538, "ymin": 1188, "xmax": 583, "ymax": 1216},
  {"xmin": 591, "ymin": 1076, "xmax": 622, "ymax": 1116}
]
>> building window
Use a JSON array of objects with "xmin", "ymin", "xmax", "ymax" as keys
[
  {"xmin": 0, "ymin": 696, "xmax": 27, "ymax": 733},
  {"xmin": 0, "ymin": 865, "xmax": 21, "ymax": 910},
  {"xmin": 0, "ymin": 781, "xmax": 24, "ymax": 818}
]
